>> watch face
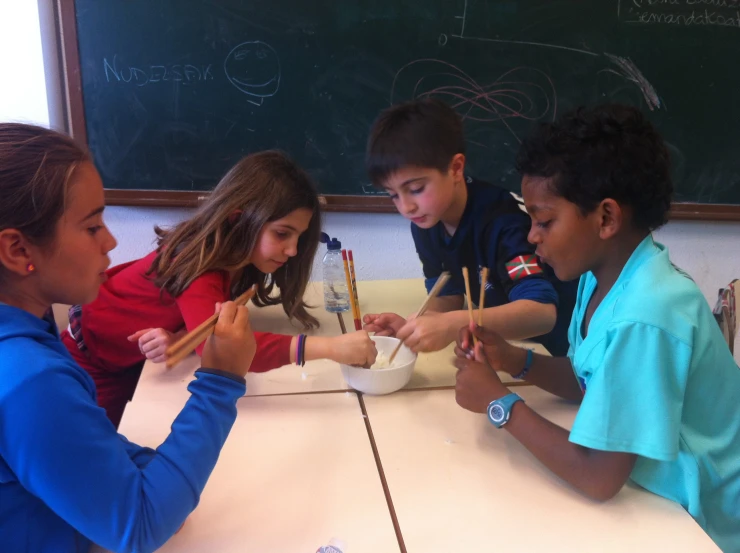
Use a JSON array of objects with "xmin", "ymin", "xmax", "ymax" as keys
[{"xmin": 489, "ymin": 403, "xmax": 505, "ymax": 423}]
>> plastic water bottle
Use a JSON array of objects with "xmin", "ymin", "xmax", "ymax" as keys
[{"xmin": 320, "ymin": 233, "xmax": 350, "ymax": 313}]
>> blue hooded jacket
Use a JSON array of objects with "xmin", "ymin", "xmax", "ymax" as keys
[{"xmin": 0, "ymin": 304, "xmax": 245, "ymax": 552}]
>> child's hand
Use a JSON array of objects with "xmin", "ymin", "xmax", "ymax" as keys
[
  {"xmin": 128, "ymin": 327, "xmax": 187, "ymax": 364},
  {"xmin": 201, "ymin": 301, "xmax": 256, "ymax": 378},
  {"xmin": 362, "ymin": 312, "xmax": 406, "ymax": 337},
  {"xmin": 454, "ymin": 334, "xmax": 509, "ymax": 413},
  {"xmin": 329, "ymin": 330, "xmax": 378, "ymax": 368},
  {"xmin": 395, "ymin": 313, "xmax": 456, "ymax": 353},
  {"xmin": 454, "ymin": 322, "xmax": 527, "ymax": 376}
]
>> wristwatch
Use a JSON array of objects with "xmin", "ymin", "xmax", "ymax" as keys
[{"xmin": 487, "ymin": 393, "xmax": 525, "ymax": 428}]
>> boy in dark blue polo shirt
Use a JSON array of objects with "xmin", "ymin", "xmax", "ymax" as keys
[{"xmin": 363, "ymin": 98, "xmax": 576, "ymax": 356}]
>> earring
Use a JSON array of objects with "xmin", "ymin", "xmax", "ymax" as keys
[{"xmin": 27, "ymin": 263, "xmax": 36, "ymax": 273}]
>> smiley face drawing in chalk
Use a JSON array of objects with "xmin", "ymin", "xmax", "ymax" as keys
[{"xmin": 224, "ymin": 41, "xmax": 281, "ymax": 106}]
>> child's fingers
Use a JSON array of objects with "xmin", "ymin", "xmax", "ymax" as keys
[
  {"xmin": 454, "ymin": 345, "xmax": 465, "ymax": 358},
  {"xmin": 365, "ymin": 343, "xmax": 378, "ymax": 366},
  {"xmin": 374, "ymin": 313, "xmax": 405, "ymax": 327},
  {"xmin": 395, "ymin": 320, "xmax": 415, "ymax": 342},
  {"xmin": 453, "ymin": 343, "xmax": 475, "ymax": 359},
  {"xmin": 140, "ymin": 337, "xmax": 162, "ymax": 357},
  {"xmin": 150, "ymin": 345, "xmax": 166, "ymax": 359},
  {"xmin": 233, "ymin": 304, "xmax": 252, "ymax": 331},
  {"xmin": 362, "ymin": 313, "xmax": 378, "ymax": 324},
  {"xmin": 471, "ymin": 324, "xmax": 503, "ymax": 346},
  {"xmin": 474, "ymin": 341, "xmax": 486, "ymax": 364},
  {"xmin": 216, "ymin": 301, "xmax": 237, "ymax": 325},
  {"xmin": 453, "ymin": 355, "xmax": 473, "ymax": 373},
  {"xmin": 138, "ymin": 328, "xmax": 165, "ymax": 345},
  {"xmin": 457, "ymin": 325, "xmax": 474, "ymax": 351},
  {"xmin": 146, "ymin": 343, "xmax": 168, "ymax": 363},
  {"xmin": 473, "ymin": 340, "xmax": 495, "ymax": 367},
  {"xmin": 403, "ymin": 332, "xmax": 421, "ymax": 352},
  {"xmin": 127, "ymin": 328, "xmax": 153, "ymax": 342}
]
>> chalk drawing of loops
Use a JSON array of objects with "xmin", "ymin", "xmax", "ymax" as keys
[
  {"xmin": 224, "ymin": 41, "xmax": 281, "ymax": 106},
  {"xmin": 391, "ymin": 59, "xmax": 557, "ymax": 140}
]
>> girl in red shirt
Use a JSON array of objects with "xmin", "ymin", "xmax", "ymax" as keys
[{"xmin": 61, "ymin": 150, "xmax": 377, "ymax": 427}]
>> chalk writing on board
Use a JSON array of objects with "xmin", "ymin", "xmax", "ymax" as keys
[
  {"xmin": 627, "ymin": 11, "xmax": 740, "ymax": 27},
  {"xmin": 224, "ymin": 41, "xmax": 281, "ymax": 106},
  {"xmin": 361, "ymin": 184, "xmax": 390, "ymax": 196},
  {"xmin": 451, "ymin": 0, "xmax": 599, "ymax": 56},
  {"xmin": 601, "ymin": 54, "xmax": 661, "ymax": 110},
  {"xmin": 446, "ymin": 0, "xmax": 661, "ymax": 110},
  {"xmin": 620, "ymin": 0, "xmax": 740, "ymax": 28},
  {"xmin": 391, "ymin": 59, "xmax": 557, "ymax": 144},
  {"xmin": 103, "ymin": 56, "xmax": 214, "ymax": 86},
  {"xmin": 626, "ymin": 0, "xmax": 740, "ymax": 8}
]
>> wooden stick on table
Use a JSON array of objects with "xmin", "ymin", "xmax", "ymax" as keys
[
  {"xmin": 336, "ymin": 312, "xmax": 347, "ymax": 334},
  {"xmin": 348, "ymin": 250, "xmax": 362, "ymax": 330},
  {"xmin": 478, "ymin": 267, "xmax": 489, "ymax": 329},
  {"xmin": 388, "ymin": 271, "xmax": 452, "ymax": 365},
  {"xmin": 341, "ymin": 249, "xmax": 361, "ymax": 331},
  {"xmin": 165, "ymin": 286, "xmax": 257, "ymax": 369},
  {"xmin": 462, "ymin": 267, "xmax": 478, "ymax": 347}
]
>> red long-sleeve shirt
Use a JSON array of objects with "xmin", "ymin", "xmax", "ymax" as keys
[{"xmin": 78, "ymin": 252, "xmax": 292, "ymax": 373}]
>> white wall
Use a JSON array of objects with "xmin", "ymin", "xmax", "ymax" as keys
[
  {"xmin": 654, "ymin": 221, "xmax": 740, "ymax": 303},
  {"xmin": 103, "ymin": 207, "xmax": 423, "ymax": 283},
  {"xmin": 105, "ymin": 207, "xmax": 740, "ymax": 304}
]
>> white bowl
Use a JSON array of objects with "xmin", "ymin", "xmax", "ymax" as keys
[{"xmin": 340, "ymin": 336, "xmax": 417, "ymax": 395}]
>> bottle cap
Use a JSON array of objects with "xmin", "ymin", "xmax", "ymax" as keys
[{"xmin": 320, "ymin": 232, "xmax": 341, "ymax": 251}]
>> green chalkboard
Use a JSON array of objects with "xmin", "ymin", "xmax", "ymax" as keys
[{"xmin": 65, "ymin": 0, "xmax": 740, "ymax": 216}]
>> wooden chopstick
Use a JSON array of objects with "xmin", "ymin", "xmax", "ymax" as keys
[
  {"xmin": 165, "ymin": 286, "xmax": 257, "ymax": 369},
  {"xmin": 336, "ymin": 312, "xmax": 347, "ymax": 334},
  {"xmin": 348, "ymin": 250, "xmax": 362, "ymax": 329},
  {"xmin": 478, "ymin": 268, "xmax": 489, "ymax": 328},
  {"xmin": 388, "ymin": 271, "xmax": 451, "ymax": 364},
  {"xmin": 462, "ymin": 267, "xmax": 478, "ymax": 347},
  {"xmin": 341, "ymin": 249, "xmax": 361, "ymax": 331}
]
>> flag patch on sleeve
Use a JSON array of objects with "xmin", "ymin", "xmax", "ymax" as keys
[{"xmin": 505, "ymin": 255, "xmax": 543, "ymax": 281}]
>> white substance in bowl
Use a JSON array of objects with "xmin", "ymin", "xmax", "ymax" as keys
[{"xmin": 371, "ymin": 352, "xmax": 395, "ymax": 370}]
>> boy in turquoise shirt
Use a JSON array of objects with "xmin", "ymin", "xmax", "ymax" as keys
[{"xmin": 453, "ymin": 104, "xmax": 740, "ymax": 552}]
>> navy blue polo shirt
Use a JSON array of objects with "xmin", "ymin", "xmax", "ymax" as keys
[{"xmin": 411, "ymin": 177, "xmax": 577, "ymax": 356}]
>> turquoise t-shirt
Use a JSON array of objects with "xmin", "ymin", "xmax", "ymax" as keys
[{"xmin": 567, "ymin": 236, "xmax": 740, "ymax": 552}]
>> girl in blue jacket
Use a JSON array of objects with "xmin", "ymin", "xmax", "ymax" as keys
[{"xmin": 0, "ymin": 122, "xmax": 255, "ymax": 553}]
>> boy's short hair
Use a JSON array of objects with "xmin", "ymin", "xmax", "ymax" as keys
[
  {"xmin": 366, "ymin": 98, "xmax": 465, "ymax": 186},
  {"xmin": 516, "ymin": 104, "xmax": 673, "ymax": 231}
]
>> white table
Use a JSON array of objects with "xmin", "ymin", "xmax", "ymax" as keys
[
  {"xmin": 94, "ymin": 392, "xmax": 400, "ymax": 553},
  {"xmin": 96, "ymin": 278, "xmax": 720, "ymax": 552},
  {"xmin": 362, "ymin": 387, "xmax": 720, "ymax": 553},
  {"xmin": 110, "ymin": 372, "xmax": 719, "ymax": 551}
]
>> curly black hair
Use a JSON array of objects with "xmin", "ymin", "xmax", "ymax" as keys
[
  {"xmin": 516, "ymin": 104, "xmax": 673, "ymax": 231},
  {"xmin": 366, "ymin": 98, "xmax": 465, "ymax": 186}
]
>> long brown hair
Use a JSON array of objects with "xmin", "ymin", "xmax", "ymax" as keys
[
  {"xmin": 149, "ymin": 150, "xmax": 322, "ymax": 329},
  {"xmin": 0, "ymin": 123, "xmax": 89, "ymax": 281}
]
